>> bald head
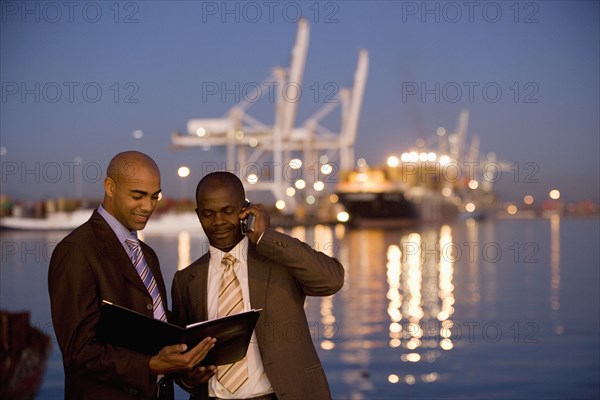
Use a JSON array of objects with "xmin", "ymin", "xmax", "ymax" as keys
[
  {"xmin": 195, "ymin": 171, "xmax": 245, "ymax": 206},
  {"xmin": 106, "ymin": 151, "xmax": 160, "ymax": 184}
]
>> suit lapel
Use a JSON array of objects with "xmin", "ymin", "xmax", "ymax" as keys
[
  {"xmin": 188, "ymin": 256, "xmax": 210, "ymax": 322},
  {"xmin": 185, "ymin": 246, "xmax": 268, "ymax": 323},
  {"xmin": 89, "ymin": 211, "xmax": 148, "ymax": 295},
  {"xmin": 247, "ymin": 245, "xmax": 270, "ymax": 311}
]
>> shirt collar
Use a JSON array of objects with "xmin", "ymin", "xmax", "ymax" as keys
[
  {"xmin": 97, "ymin": 205, "xmax": 137, "ymax": 244},
  {"xmin": 209, "ymin": 236, "xmax": 248, "ymax": 266}
]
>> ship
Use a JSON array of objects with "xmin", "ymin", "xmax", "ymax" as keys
[
  {"xmin": 0, "ymin": 208, "xmax": 94, "ymax": 231},
  {"xmin": 335, "ymin": 157, "xmax": 461, "ymax": 228},
  {"xmin": 334, "ymin": 111, "xmax": 500, "ymax": 227}
]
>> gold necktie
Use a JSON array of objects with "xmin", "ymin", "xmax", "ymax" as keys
[{"xmin": 216, "ymin": 254, "xmax": 248, "ymax": 393}]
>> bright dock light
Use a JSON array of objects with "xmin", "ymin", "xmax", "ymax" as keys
[
  {"xmin": 177, "ymin": 166, "xmax": 190, "ymax": 178},
  {"xmin": 549, "ymin": 189, "xmax": 561, "ymax": 200},
  {"xmin": 289, "ymin": 159, "xmax": 302, "ymax": 169},
  {"xmin": 321, "ymin": 164, "xmax": 333, "ymax": 175},
  {"xmin": 247, "ymin": 174, "xmax": 259, "ymax": 184},
  {"xmin": 337, "ymin": 211, "xmax": 350, "ymax": 222},
  {"xmin": 195, "ymin": 127, "xmax": 206, "ymax": 137}
]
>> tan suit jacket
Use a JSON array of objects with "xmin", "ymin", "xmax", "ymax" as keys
[
  {"xmin": 48, "ymin": 210, "xmax": 171, "ymax": 399},
  {"xmin": 172, "ymin": 229, "xmax": 344, "ymax": 400}
]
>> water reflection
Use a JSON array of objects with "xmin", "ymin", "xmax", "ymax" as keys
[
  {"xmin": 338, "ymin": 229, "xmax": 385, "ymax": 397},
  {"xmin": 550, "ymin": 215, "xmax": 563, "ymax": 335},
  {"xmin": 390, "ymin": 226, "xmax": 455, "ymax": 383},
  {"xmin": 3, "ymin": 214, "xmax": 597, "ymax": 399},
  {"xmin": 465, "ymin": 218, "xmax": 481, "ymax": 313},
  {"xmin": 177, "ymin": 231, "xmax": 191, "ymax": 270},
  {"xmin": 314, "ymin": 225, "xmax": 338, "ymax": 351},
  {"xmin": 150, "ymin": 217, "xmax": 570, "ymax": 393}
]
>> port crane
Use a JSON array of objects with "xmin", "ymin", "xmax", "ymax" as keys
[{"xmin": 171, "ymin": 19, "xmax": 369, "ymax": 215}]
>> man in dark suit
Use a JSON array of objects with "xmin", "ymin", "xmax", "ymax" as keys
[
  {"xmin": 48, "ymin": 151, "xmax": 215, "ymax": 400},
  {"xmin": 172, "ymin": 171, "xmax": 345, "ymax": 400}
]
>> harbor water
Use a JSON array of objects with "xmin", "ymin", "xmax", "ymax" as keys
[{"xmin": 1, "ymin": 216, "xmax": 598, "ymax": 399}]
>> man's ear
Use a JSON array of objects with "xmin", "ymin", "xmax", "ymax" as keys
[{"xmin": 104, "ymin": 177, "xmax": 115, "ymax": 198}]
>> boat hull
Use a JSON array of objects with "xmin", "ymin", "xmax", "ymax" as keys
[{"xmin": 337, "ymin": 191, "xmax": 419, "ymax": 227}]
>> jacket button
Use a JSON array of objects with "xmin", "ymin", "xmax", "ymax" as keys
[{"xmin": 147, "ymin": 304, "xmax": 153, "ymax": 310}]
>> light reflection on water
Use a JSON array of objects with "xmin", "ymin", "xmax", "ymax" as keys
[
  {"xmin": 1, "ymin": 217, "xmax": 598, "ymax": 399},
  {"xmin": 302, "ymin": 218, "xmax": 598, "ymax": 399}
]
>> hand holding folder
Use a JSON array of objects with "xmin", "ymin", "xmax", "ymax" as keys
[{"xmin": 96, "ymin": 300, "xmax": 261, "ymax": 366}]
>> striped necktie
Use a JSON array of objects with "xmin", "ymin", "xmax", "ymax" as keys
[
  {"xmin": 217, "ymin": 254, "xmax": 248, "ymax": 393},
  {"xmin": 125, "ymin": 237, "xmax": 167, "ymax": 322}
]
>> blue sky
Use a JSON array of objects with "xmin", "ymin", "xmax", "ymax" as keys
[{"xmin": 1, "ymin": 0, "xmax": 599, "ymax": 204}]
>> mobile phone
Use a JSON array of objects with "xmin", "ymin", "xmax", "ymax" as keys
[{"xmin": 240, "ymin": 200, "xmax": 255, "ymax": 235}]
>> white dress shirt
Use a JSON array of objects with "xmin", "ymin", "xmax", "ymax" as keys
[{"xmin": 206, "ymin": 236, "xmax": 274, "ymax": 398}]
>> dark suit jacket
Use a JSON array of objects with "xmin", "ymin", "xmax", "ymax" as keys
[
  {"xmin": 48, "ymin": 210, "xmax": 170, "ymax": 399},
  {"xmin": 171, "ymin": 229, "xmax": 345, "ymax": 400}
]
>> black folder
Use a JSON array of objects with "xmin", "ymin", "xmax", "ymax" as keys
[{"xmin": 96, "ymin": 300, "xmax": 261, "ymax": 366}]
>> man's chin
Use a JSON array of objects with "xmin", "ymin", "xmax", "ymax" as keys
[
  {"xmin": 209, "ymin": 237, "xmax": 238, "ymax": 251},
  {"xmin": 130, "ymin": 221, "xmax": 149, "ymax": 231}
]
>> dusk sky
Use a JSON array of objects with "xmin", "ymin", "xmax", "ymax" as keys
[{"xmin": 1, "ymin": 1, "xmax": 599, "ymax": 204}]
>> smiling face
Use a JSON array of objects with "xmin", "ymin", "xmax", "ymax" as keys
[
  {"xmin": 195, "ymin": 173, "xmax": 245, "ymax": 252},
  {"xmin": 102, "ymin": 152, "xmax": 161, "ymax": 231}
]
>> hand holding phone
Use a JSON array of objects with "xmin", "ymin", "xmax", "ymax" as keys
[{"xmin": 240, "ymin": 201, "xmax": 255, "ymax": 235}]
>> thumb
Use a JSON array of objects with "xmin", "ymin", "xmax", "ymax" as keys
[{"xmin": 161, "ymin": 343, "xmax": 187, "ymax": 355}]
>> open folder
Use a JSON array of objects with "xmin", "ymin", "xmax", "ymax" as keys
[{"xmin": 96, "ymin": 300, "xmax": 261, "ymax": 366}]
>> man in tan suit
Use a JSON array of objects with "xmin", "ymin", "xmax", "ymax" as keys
[{"xmin": 172, "ymin": 171, "xmax": 344, "ymax": 400}]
